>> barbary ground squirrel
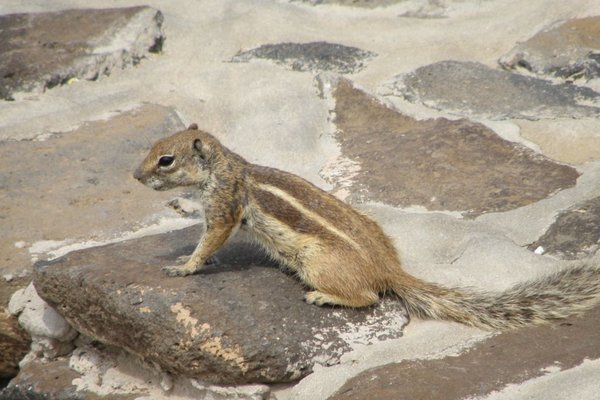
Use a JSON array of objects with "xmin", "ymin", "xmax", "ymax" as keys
[{"xmin": 134, "ymin": 124, "xmax": 600, "ymax": 330}]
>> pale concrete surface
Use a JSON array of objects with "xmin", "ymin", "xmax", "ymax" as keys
[{"xmin": 1, "ymin": 0, "xmax": 599, "ymax": 399}]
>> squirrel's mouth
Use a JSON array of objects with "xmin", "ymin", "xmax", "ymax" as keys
[{"xmin": 144, "ymin": 176, "xmax": 168, "ymax": 191}]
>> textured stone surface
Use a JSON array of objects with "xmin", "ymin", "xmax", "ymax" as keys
[
  {"xmin": 0, "ymin": 104, "xmax": 183, "ymax": 278},
  {"xmin": 33, "ymin": 226, "xmax": 408, "ymax": 385},
  {"xmin": 321, "ymin": 77, "xmax": 579, "ymax": 216},
  {"xmin": 0, "ymin": 357, "xmax": 87, "ymax": 400},
  {"xmin": 0, "ymin": 355, "xmax": 140, "ymax": 400},
  {"xmin": 0, "ymin": 6, "xmax": 164, "ymax": 100},
  {"xmin": 0, "ymin": 103, "xmax": 183, "ymax": 379},
  {"xmin": 499, "ymin": 16, "xmax": 600, "ymax": 81},
  {"xmin": 384, "ymin": 60, "xmax": 600, "ymax": 119},
  {"xmin": 231, "ymin": 42, "xmax": 376, "ymax": 74},
  {"xmin": 529, "ymin": 197, "xmax": 600, "ymax": 260},
  {"xmin": 0, "ymin": 311, "xmax": 28, "ymax": 378},
  {"xmin": 9, "ymin": 283, "xmax": 78, "ymax": 359},
  {"xmin": 517, "ymin": 118, "xmax": 600, "ymax": 165},
  {"xmin": 0, "ymin": 276, "xmax": 29, "ymax": 378},
  {"xmin": 330, "ymin": 305, "xmax": 600, "ymax": 400},
  {"xmin": 294, "ymin": 0, "xmax": 405, "ymax": 7},
  {"xmin": 1, "ymin": 343, "xmax": 271, "ymax": 400}
]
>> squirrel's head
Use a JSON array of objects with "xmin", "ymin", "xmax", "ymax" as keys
[{"xmin": 134, "ymin": 123, "xmax": 219, "ymax": 191}]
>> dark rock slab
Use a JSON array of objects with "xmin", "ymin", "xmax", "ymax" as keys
[
  {"xmin": 231, "ymin": 42, "xmax": 376, "ymax": 74},
  {"xmin": 0, "ymin": 6, "xmax": 164, "ymax": 100},
  {"xmin": 330, "ymin": 305, "xmax": 600, "ymax": 400},
  {"xmin": 500, "ymin": 17, "xmax": 600, "ymax": 81},
  {"xmin": 385, "ymin": 60, "xmax": 600, "ymax": 119},
  {"xmin": 32, "ymin": 226, "xmax": 408, "ymax": 385},
  {"xmin": 528, "ymin": 197, "xmax": 600, "ymax": 260},
  {"xmin": 323, "ymin": 77, "xmax": 579, "ymax": 216}
]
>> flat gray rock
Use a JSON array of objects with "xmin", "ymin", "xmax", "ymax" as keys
[
  {"xmin": 529, "ymin": 197, "xmax": 600, "ymax": 260},
  {"xmin": 0, "ymin": 6, "xmax": 164, "ymax": 100},
  {"xmin": 384, "ymin": 60, "xmax": 600, "ymax": 119},
  {"xmin": 322, "ymin": 77, "xmax": 579, "ymax": 216},
  {"xmin": 33, "ymin": 226, "xmax": 408, "ymax": 385},
  {"xmin": 499, "ymin": 17, "xmax": 600, "ymax": 81},
  {"xmin": 231, "ymin": 42, "xmax": 376, "ymax": 74}
]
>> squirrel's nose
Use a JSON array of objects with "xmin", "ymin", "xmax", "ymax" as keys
[{"xmin": 133, "ymin": 168, "xmax": 144, "ymax": 181}]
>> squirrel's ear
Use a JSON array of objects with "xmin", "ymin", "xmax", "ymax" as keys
[
  {"xmin": 193, "ymin": 139, "xmax": 208, "ymax": 160},
  {"xmin": 188, "ymin": 123, "xmax": 199, "ymax": 130}
]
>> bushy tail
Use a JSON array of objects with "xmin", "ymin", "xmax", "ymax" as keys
[{"xmin": 393, "ymin": 263, "xmax": 600, "ymax": 330}]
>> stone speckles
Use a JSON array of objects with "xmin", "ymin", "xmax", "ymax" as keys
[{"xmin": 231, "ymin": 42, "xmax": 376, "ymax": 74}]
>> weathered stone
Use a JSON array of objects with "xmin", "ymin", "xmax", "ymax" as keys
[
  {"xmin": 2, "ymin": 343, "xmax": 271, "ymax": 400},
  {"xmin": 516, "ymin": 119, "xmax": 600, "ymax": 165},
  {"xmin": 331, "ymin": 305, "xmax": 600, "ymax": 400},
  {"xmin": 9, "ymin": 283, "xmax": 76, "ymax": 342},
  {"xmin": 0, "ymin": 7, "xmax": 164, "ymax": 100},
  {"xmin": 528, "ymin": 197, "xmax": 600, "ymax": 260},
  {"xmin": 499, "ymin": 17, "xmax": 600, "ymax": 81},
  {"xmin": 231, "ymin": 42, "xmax": 376, "ymax": 74},
  {"xmin": 9, "ymin": 283, "xmax": 77, "ymax": 360},
  {"xmin": 0, "ymin": 356, "xmax": 132, "ymax": 400},
  {"xmin": 384, "ymin": 60, "xmax": 600, "ymax": 119},
  {"xmin": 32, "ymin": 226, "xmax": 408, "ymax": 385},
  {"xmin": 0, "ymin": 276, "xmax": 29, "ymax": 378},
  {"xmin": 0, "ymin": 311, "xmax": 28, "ymax": 378},
  {"xmin": 293, "ymin": 0, "xmax": 405, "ymax": 7},
  {"xmin": 320, "ymin": 76, "xmax": 579, "ymax": 216},
  {"xmin": 0, "ymin": 104, "xmax": 184, "ymax": 378}
]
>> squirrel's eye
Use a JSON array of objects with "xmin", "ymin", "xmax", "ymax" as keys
[{"xmin": 158, "ymin": 155, "xmax": 175, "ymax": 167}]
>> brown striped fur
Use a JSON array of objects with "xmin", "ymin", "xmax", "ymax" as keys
[{"xmin": 134, "ymin": 125, "xmax": 600, "ymax": 330}]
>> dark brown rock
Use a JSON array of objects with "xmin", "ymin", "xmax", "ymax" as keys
[
  {"xmin": 529, "ymin": 197, "xmax": 600, "ymax": 259},
  {"xmin": 0, "ymin": 275, "xmax": 30, "ymax": 379},
  {"xmin": 231, "ymin": 42, "xmax": 376, "ymax": 74},
  {"xmin": 384, "ymin": 60, "xmax": 600, "ymax": 119},
  {"xmin": 0, "ymin": 311, "xmax": 29, "ymax": 379},
  {"xmin": 330, "ymin": 305, "xmax": 600, "ymax": 400},
  {"xmin": 0, "ymin": 7, "xmax": 164, "ymax": 100},
  {"xmin": 500, "ymin": 16, "xmax": 600, "ymax": 81},
  {"xmin": 324, "ymin": 77, "xmax": 579, "ymax": 216},
  {"xmin": 32, "ymin": 226, "xmax": 408, "ymax": 385}
]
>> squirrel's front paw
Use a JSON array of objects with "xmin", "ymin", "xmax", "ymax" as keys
[{"xmin": 161, "ymin": 265, "xmax": 193, "ymax": 277}]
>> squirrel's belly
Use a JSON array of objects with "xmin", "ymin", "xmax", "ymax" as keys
[{"xmin": 245, "ymin": 207, "xmax": 321, "ymax": 271}]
